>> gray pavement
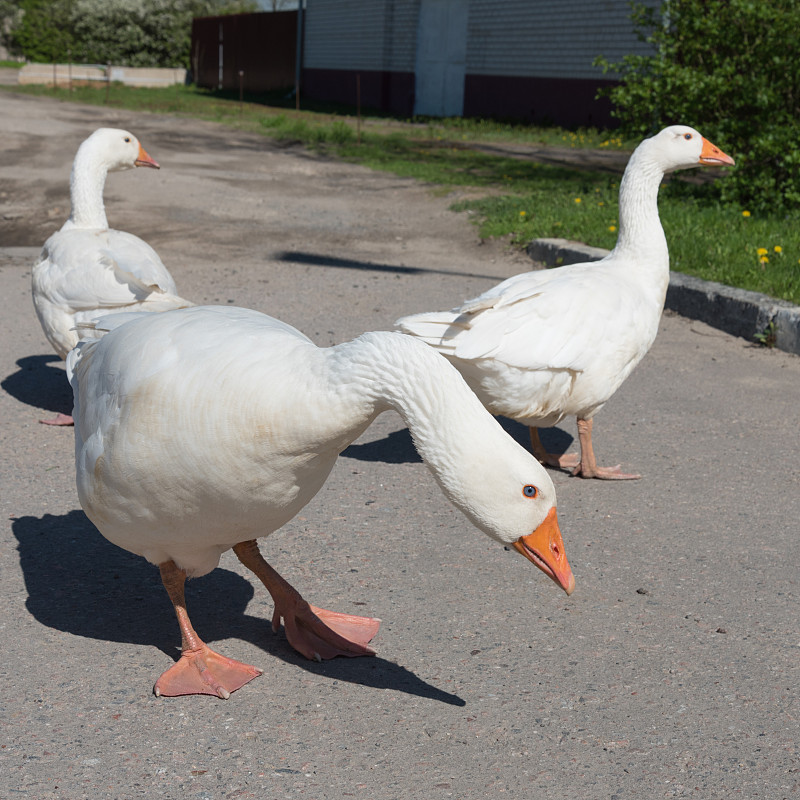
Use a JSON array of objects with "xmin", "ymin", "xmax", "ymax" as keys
[{"xmin": 1, "ymin": 91, "xmax": 799, "ymax": 799}]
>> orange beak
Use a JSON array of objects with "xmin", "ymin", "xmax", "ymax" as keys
[
  {"xmin": 512, "ymin": 507, "xmax": 575, "ymax": 595},
  {"xmin": 135, "ymin": 143, "xmax": 160, "ymax": 169},
  {"xmin": 699, "ymin": 137, "xmax": 734, "ymax": 167}
]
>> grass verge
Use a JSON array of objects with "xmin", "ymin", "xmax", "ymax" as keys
[{"xmin": 3, "ymin": 81, "xmax": 798, "ymax": 305}]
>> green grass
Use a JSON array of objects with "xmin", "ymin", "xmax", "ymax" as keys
[
  {"xmin": 4, "ymin": 81, "xmax": 799, "ymax": 304},
  {"xmin": 451, "ymin": 179, "xmax": 800, "ymax": 304}
]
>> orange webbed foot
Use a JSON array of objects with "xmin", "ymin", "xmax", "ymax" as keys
[
  {"xmin": 273, "ymin": 600, "xmax": 381, "ymax": 661},
  {"xmin": 39, "ymin": 412, "xmax": 74, "ymax": 426},
  {"xmin": 540, "ymin": 451, "xmax": 580, "ymax": 470},
  {"xmin": 232, "ymin": 539, "xmax": 381, "ymax": 662},
  {"xmin": 154, "ymin": 644, "xmax": 263, "ymax": 699},
  {"xmin": 572, "ymin": 463, "xmax": 641, "ymax": 480}
]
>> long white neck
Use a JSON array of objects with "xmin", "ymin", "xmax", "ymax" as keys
[
  {"xmin": 611, "ymin": 144, "xmax": 669, "ymax": 271},
  {"xmin": 327, "ymin": 331, "xmax": 534, "ymax": 534},
  {"xmin": 62, "ymin": 143, "xmax": 109, "ymax": 231}
]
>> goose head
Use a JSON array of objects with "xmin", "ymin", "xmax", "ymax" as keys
[
  {"xmin": 644, "ymin": 125, "xmax": 735, "ymax": 173},
  {"xmin": 431, "ymin": 429, "xmax": 574, "ymax": 595},
  {"xmin": 500, "ymin": 475, "xmax": 574, "ymax": 597},
  {"xmin": 76, "ymin": 127, "xmax": 160, "ymax": 173},
  {"xmin": 64, "ymin": 128, "xmax": 160, "ymax": 230}
]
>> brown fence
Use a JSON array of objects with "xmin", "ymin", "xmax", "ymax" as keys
[{"xmin": 191, "ymin": 11, "xmax": 297, "ymax": 93}]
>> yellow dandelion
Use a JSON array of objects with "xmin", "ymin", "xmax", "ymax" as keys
[
  {"xmin": 742, "ymin": 210, "xmax": 751, "ymax": 217},
  {"xmin": 519, "ymin": 211, "xmax": 527, "ymax": 217},
  {"xmin": 760, "ymin": 256, "xmax": 769, "ymax": 264},
  {"xmin": 598, "ymin": 201, "xmax": 605, "ymax": 207},
  {"xmin": 574, "ymin": 197, "xmax": 582, "ymax": 204},
  {"xmin": 757, "ymin": 247, "xmax": 768, "ymax": 256},
  {"xmin": 774, "ymin": 245, "xmax": 783, "ymax": 253},
  {"xmin": 608, "ymin": 225, "xmax": 617, "ymax": 232}
]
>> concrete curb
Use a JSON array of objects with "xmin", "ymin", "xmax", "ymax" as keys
[{"xmin": 526, "ymin": 238, "xmax": 800, "ymax": 356}]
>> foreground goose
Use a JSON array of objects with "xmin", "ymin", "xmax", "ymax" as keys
[
  {"xmin": 68, "ymin": 305, "xmax": 574, "ymax": 699},
  {"xmin": 32, "ymin": 127, "xmax": 193, "ymax": 425},
  {"xmin": 397, "ymin": 126, "xmax": 734, "ymax": 479}
]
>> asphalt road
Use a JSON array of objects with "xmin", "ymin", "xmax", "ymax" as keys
[{"xmin": 1, "ymin": 91, "xmax": 798, "ymax": 800}]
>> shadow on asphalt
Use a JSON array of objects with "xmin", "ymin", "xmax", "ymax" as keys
[
  {"xmin": 273, "ymin": 250, "xmax": 500, "ymax": 282},
  {"xmin": 342, "ymin": 417, "xmax": 574, "ymax": 465},
  {"xmin": 343, "ymin": 428, "xmax": 422, "ymax": 464},
  {"xmin": 10, "ymin": 509, "xmax": 465, "ymax": 705},
  {"xmin": 2, "ymin": 354, "xmax": 72, "ymax": 418}
]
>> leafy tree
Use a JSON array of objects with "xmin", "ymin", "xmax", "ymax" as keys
[
  {"xmin": 7, "ymin": 0, "xmax": 256, "ymax": 69},
  {"xmin": 596, "ymin": 0, "xmax": 800, "ymax": 213},
  {"xmin": 9, "ymin": 0, "xmax": 73, "ymax": 63},
  {"xmin": 0, "ymin": 0, "xmax": 24, "ymax": 56}
]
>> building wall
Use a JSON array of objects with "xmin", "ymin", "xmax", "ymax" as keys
[
  {"xmin": 192, "ymin": 11, "xmax": 296, "ymax": 93},
  {"xmin": 460, "ymin": 0, "xmax": 657, "ymax": 125},
  {"xmin": 303, "ymin": 0, "xmax": 419, "ymax": 115},
  {"xmin": 304, "ymin": 0, "xmax": 419, "ymax": 72},
  {"xmin": 465, "ymin": 0, "xmax": 655, "ymax": 80},
  {"xmin": 300, "ymin": 0, "xmax": 657, "ymax": 125}
]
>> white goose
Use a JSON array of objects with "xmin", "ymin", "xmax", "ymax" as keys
[
  {"xmin": 32, "ymin": 127, "xmax": 193, "ymax": 425},
  {"xmin": 397, "ymin": 126, "xmax": 734, "ymax": 479},
  {"xmin": 68, "ymin": 305, "xmax": 574, "ymax": 699}
]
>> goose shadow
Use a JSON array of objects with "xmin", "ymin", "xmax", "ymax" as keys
[
  {"xmin": 343, "ymin": 428, "xmax": 421, "ymax": 464},
  {"xmin": 342, "ymin": 418, "xmax": 574, "ymax": 466},
  {"xmin": 11, "ymin": 510, "xmax": 464, "ymax": 705},
  {"xmin": 272, "ymin": 250, "xmax": 500, "ymax": 282},
  {"xmin": 2, "ymin": 354, "xmax": 72, "ymax": 417}
]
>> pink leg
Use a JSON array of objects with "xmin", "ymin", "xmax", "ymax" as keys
[
  {"xmin": 233, "ymin": 540, "xmax": 380, "ymax": 662},
  {"xmin": 39, "ymin": 412, "xmax": 74, "ymax": 426},
  {"xmin": 154, "ymin": 560, "xmax": 263, "ymax": 699},
  {"xmin": 529, "ymin": 426, "xmax": 579, "ymax": 470},
  {"xmin": 572, "ymin": 417, "xmax": 641, "ymax": 480}
]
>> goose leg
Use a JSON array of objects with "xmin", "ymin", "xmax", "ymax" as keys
[
  {"xmin": 529, "ymin": 426, "xmax": 580, "ymax": 470},
  {"xmin": 154, "ymin": 560, "xmax": 263, "ymax": 699},
  {"xmin": 572, "ymin": 417, "xmax": 641, "ymax": 480},
  {"xmin": 233, "ymin": 540, "xmax": 380, "ymax": 662}
]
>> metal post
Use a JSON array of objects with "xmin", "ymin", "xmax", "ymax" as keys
[
  {"xmin": 218, "ymin": 22, "xmax": 223, "ymax": 90},
  {"xmin": 357, "ymin": 73, "xmax": 361, "ymax": 145},
  {"xmin": 294, "ymin": 0, "xmax": 304, "ymax": 111}
]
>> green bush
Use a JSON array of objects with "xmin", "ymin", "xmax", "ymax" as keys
[
  {"xmin": 596, "ymin": 0, "xmax": 800, "ymax": 213},
  {"xmin": 7, "ymin": 0, "xmax": 73, "ymax": 63}
]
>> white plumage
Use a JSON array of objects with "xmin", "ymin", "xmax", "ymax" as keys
[
  {"xmin": 68, "ymin": 305, "xmax": 574, "ymax": 698},
  {"xmin": 397, "ymin": 126, "xmax": 734, "ymax": 479},
  {"xmin": 32, "ymin": 128, "xmax": 192, "ymax": 362}
]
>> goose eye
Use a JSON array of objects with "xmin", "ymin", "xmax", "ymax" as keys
[
  {"xmin": 522, "ymin": 484, "xmax": 538, "ymax": 498},
  {"xmin": 124, "ymin": 137, "xmax": 131, "ymax": 143},
  {"xmin": 683, "ymin": 133, "xmax": 692, "ymax": 140}
]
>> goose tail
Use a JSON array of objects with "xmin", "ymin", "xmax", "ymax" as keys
[{"xmin": 395, "ymin": 310, "xmax": 465, "ymax": 348}]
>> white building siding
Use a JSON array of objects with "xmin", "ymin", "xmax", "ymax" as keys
[
  {"xmin": 304, "ymin": 0, "xmax": 420, "ymax": 72},
  {"xmin": 466, "ymin": 0, "xmax": 657, "ymax": 79}
]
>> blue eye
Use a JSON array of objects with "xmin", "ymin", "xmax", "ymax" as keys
[
  {"xmin": 523, "ymin": 485, "xmax": 538, "ymax": 498},
  {"xmin": 684, "ymin": 133, "xmax": 692, "ymax": 140}
]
